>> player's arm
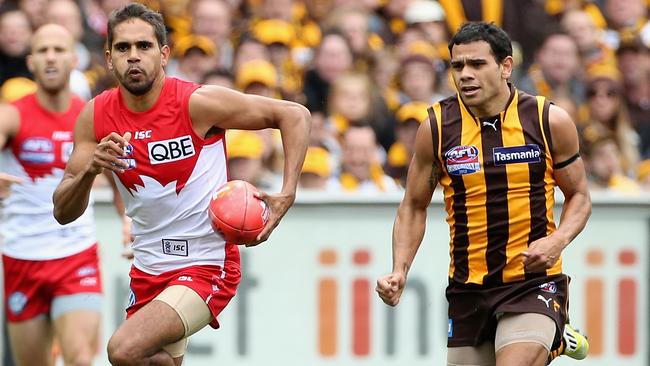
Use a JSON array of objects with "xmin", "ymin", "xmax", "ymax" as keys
[
  {"xmin": 523, "ymin": 105, "xmax": 591, "ymax": 271},
  {"xmin": 548, "ymin": 105, "xmax": 591, "ymax": 246},
  {"xmin": 377, "ymin": 120, "xmax": 438, "ymax": 306},
  {"xmin": 53, "ymin": 101, "xmax": 130, "ymax": 224},
  {"xmin": 104, "ymin": 170, "xmax": 134, "ymax": 258},
  {"xmin": 189, "ymin": 86, "xmax": 311, "ymax": 244},
  {"xmin": 0, "ymin": 104, "xmax": 24, "ymax": 192}
]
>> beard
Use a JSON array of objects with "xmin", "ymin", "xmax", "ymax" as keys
[{"xmin": 116, "ymin": 67, "xmax": 155, "ymax": 96}]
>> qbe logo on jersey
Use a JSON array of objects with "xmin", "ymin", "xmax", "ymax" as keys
[
  {"xmin": 445, "ymin": 145, "xmax": 480, "ymax": 175},
  {"xmin": 148, "ymin": 135, "xmax": 195, "ymax": 165}
]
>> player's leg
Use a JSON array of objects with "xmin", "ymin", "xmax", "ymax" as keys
[
  {"xmin": 494, "ymin": 313, "xmax": 556, "ymax": 366},
  {"xmin": 52, "ymin": 305, "xmax": 101, "ymax": 366},
  {"xmin": 7, "ymin": 316, "xmax": 54, "ymax": 366},
  {"xmin": 3, "ymin": 255, "xmax": 55, "ymax": 366},
  {"xmin": 50, "ymin": 244, "xmax": 104, "ymax": 366},
  {"xmin": 446, "ymin": 342, "xmax": 495, "ymax": 366},
  {"xmin": 107, "ymin": 285, "xmax": 212, "ymax": 366}
]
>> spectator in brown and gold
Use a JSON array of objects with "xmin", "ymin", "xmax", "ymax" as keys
[
  {"xmin": 299, "ymin": 146, "xmax": 335, "ymax": 191},
  {"xmin": 0, "ymin": 8, "xmax": 31, "ymax": 86},
  {"xmin": 252, "ymin": 19, "xmax": 303, "ymax": 100},
  {"xmin": 602, "ymin": 0, "xmax": 650, "ymax": 50},
  {"xmin": 583, "ymin": 67, "xmax": 640, "ymax": 176},
  {"xmin": 581, "ymin": 125, "xmax": 640, "ymax": 192},
  {"xmin": 235, "ymin": 59, "xmax": 278, "ymax": 97},
  {"xmin": 616, "ymin": 39, "xmax": 650, "ymax": 158},
  {"xmin": 190, "ymin": 0, "xmax": 233, "ymax": 69},
  {"xmin": 438, "ymin": 0, "xmax": 550, "ymax": 66},
  {"xmin": 324, "ymin": 6, "xmax": 384, "ymax": 73},
  {"xmin": 397, "ymin": 52, "xmax": 446, "ymax": 105},
  {"xmin": 331, "ymin": 125, "xmax": 399, "ymax": 193},
  {"xmin": 233, "ymin": 35, "xmax": 271, "ymax": 72},
  {"xmin": 561, "ymin": 9, "xmax": 617, "ymax": 76},
  {"xmin": 517, "ymin": 30, "xmax": 584, "ymax": 103},
  {"xmin": 326, "ymin": 72, "xmax": 395, "ymax": 151},
  {"xmin": 403, "ymin": 0, "xmax": 448, "ymax": 60},
  {"xmin": 385, "ymin": 101, "xmax": 429, "ymax": 187},
  {"xmin": 158, "ymin": 0, "xmax": 192, "ymax": 44},
  {"xmin": 167, "ymin": 34, "xmax": 218, "ymax": 83}
]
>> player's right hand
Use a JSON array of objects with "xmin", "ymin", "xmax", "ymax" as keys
[
  {"xmin": 88, "ymin": 132, "xmax": 132, "ymax": 175},
  {"xmin": 376, "ymin": 272, "xmax": 406, "ymax": 306},
  {"xmin": 0, "ymin": 173, "xmax": 23, "ymax": 199}
]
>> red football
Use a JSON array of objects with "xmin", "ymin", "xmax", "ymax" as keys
[{"xmin": 208, "ymin": 180, "xmax": 269, "ymax": 244}]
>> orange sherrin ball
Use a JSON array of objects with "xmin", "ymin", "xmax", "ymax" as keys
[{"xmin": 208, "ymin": 180, "xmax": 269, "ymax": 244}]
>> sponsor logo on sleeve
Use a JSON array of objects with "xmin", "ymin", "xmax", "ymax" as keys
[
  {"xmin": 445, "ymin": 145, "xmax": 481, "ymax": 175},
  {"xmin": 492, "ymin": 144, "xmax": 541, "ymax": 166}
]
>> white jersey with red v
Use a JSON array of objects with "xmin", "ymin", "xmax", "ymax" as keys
[{"xmin": 93, "ymin": 77, "xmax": 235, "ymax": 275}]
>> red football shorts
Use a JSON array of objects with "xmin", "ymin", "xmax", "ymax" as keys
[
  {"xmin": 3, "ymin": 243, "xmax": 103, "ymax": 322},
  {"xmin": 126, "ymin": 261, "xmax": 241, "ymax": 329}
]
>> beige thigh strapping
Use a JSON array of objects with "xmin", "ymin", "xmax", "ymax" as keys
[
  {"xmin": 494, "ymin": 313, "xmax": 556, "ymax": 352},
  {"xmin": 154, "ymin": 285, "xmax": 213, "ymax": 357},
  {"xmin": 447, "ymin": 342, "xmax": 496, "ymax": 366}
]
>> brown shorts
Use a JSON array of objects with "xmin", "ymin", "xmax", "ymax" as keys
[{"xmin": 446, "ymin": 274, "xmax": 569, "ymax": 350}]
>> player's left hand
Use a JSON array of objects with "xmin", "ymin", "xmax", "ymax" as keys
[
  {"xmin": 121, "ymin": 215, "xmax": 134, "ymax": 259},
  {"xmin": 523, "ymin": 234, "xmax": 566, "ymax": 272},
  {"xmin": 0, "ymin": 173, "xmax": 23, "ymax": 199},
  {"xmin": 247, "ymin": 190, "xmax": 295, "ymax": 247}
]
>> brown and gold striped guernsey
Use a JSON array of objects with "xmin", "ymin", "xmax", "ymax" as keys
[{"xmin": 427, "ymin": 84, "xmax": 561, "ymax": 286}]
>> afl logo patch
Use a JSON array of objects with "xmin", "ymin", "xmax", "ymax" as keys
[
  {"xmin": 445, "ymin": 145, "xmax": 481, "ymax": 175},
  {"xmin": 8, "ymin": 291, "xmax": 27, "ymax": 315}
]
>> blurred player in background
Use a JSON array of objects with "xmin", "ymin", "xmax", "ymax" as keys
[
  {"xmin": 377, "ymin": 22, "xmax": 591, "ymax": 366},
  {"xmin": 52, "ymin": 3, "xmax": 310, "ymax": 366},
  {"xmin": 0, "ymin": 24, "xmax": 126, "ymax": 366}
]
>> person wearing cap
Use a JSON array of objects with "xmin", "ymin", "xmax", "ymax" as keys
[
  {"xmin": 403, "ymin": 0, "xmax": 448, "ymax": 60},
  {"xmin": 236, "ymin": 59, "xmax": 278, "ymax": 97},
  {"xmin": 299, "ymin": 146, "xmax": 333, "ymax": 191},
  {"xmin": 385, "ymin": 102, "xmax": 429, "ymax": 186},
  {"xmin": 252, "ymin": 18, "xmax": 302, "ymax": 100},
  {"xmin": 167, "ymin": 34, "xmax": 218, "ymax": 83},
  {"xmin": 0, "ymin": 76, "xmax": 37, "ymax": 102},
  {"xmin": 227, "ymin": 130, "xmax": 281, "ymax": 191},
  {"xmin": 582, "ymin": 65, "xmax": 640, "ymax": 176}
]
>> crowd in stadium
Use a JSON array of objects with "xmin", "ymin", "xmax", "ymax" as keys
[{"xmin": 1, "ymin": 0, "xmax": 649, "ymax": 193}]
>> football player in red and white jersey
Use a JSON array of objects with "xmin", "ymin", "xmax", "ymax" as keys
[
  {"xmin": 0, "ymin": 24, "xmax": 127, "ymax": 366},
  {"xmin": 53, "ymin": 3, "xmax": 311, "ymax": 366}
]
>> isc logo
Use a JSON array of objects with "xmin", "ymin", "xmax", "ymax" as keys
[{"xmin": 148, "ymin": 135, "xmax": 195, "ymax": 165}]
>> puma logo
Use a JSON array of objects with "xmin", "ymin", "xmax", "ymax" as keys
[
  {"xmin": 537, "ymin": 294, "xmax": 552, "ymax": 308},
  {"xmin": 482, "ymin": 119, "xmax": 499, "ymax": 131}
]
